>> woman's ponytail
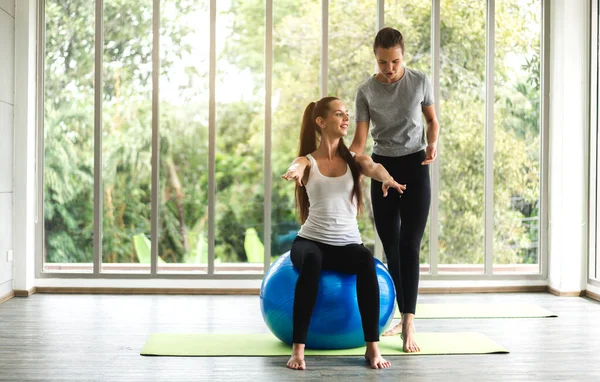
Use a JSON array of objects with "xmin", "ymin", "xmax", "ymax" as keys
[{"xmin": 295, "ymin": 102, "xmax": 319, "ymax": 223}]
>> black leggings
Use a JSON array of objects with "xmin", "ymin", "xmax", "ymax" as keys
[
  {"xmin": 371, "ymin": 150, "xmax": 431, "ymax": 315},
  {"xmin": 290, "ymin": 236, "xmax": 380, "ymax": 344}
]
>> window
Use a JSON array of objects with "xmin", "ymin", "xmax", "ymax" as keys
[
  {"xmin": 101, "ymin": 1, "xmax": 153, "ymax": 274},
  {"xmin": 493, "ymin": 0, "xmax": 541, "ymax": 275},
  {"xmin": 43, "ymin": 0, "xmax": 95, "ymax": 273},
  {"xmin": 329, "ymin": 0, "xmax": 378, "ymax": 254},
  {"xmin": 214, "ymin": 0, "xmax": 265, "ymax": 274},
  {"xmin": 270, "ymin": 0, "xmax": 320, "ymax": 260},
  {"xmin": 438, "ymin": 0, "xmax": 487, "ymax": 274},
  {"xmin": 41, "ymin": 0, "xmax": 545, "ymax": 279},
  {"xmin": 157, "ymin": 1, "xmax": 210, "ymax": 274}
]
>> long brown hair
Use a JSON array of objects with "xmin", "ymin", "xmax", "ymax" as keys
[{"xmin": 295, "ymin": 97, "xmax": 363, "ymax": 224}]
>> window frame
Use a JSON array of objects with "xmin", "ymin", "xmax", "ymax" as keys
[
  {"xmin": 589, "ymin": 0, "xmax": 599, "ymax": 285},
  {"xmin": 35, "ymin": 0, "xmax": 549, "ymax": 281}
]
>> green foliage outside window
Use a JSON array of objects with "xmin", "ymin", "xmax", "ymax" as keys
[{"xmin": 44, "ymin": 0, "xmax": 540, "ymax": 267}]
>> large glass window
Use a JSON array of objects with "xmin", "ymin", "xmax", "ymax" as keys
[
  {"xmin": 438, "ymin": 0, "xmax": 486, "ymax": 274},
  {"xmin": 270, "ymin": 0, "xmax": 320, "ymax": 260},
  {"xmin": 41, "ymin": 0, "xmax": 544, "ymax": 279},
  {"xmin": 43, "ymin": 0, "xmax": 95, "ymax": 273},
  {"xmin": 214, "ymin": 0, "xmax": 265, "ymax": 274},
  {"xmin": 101, "ymin": 1, "xmax": 154, "ymax": 274},
  {"xmin": 329, "ymin": 0, "xmax": 378, "ymax": 254},
  {"xmin": 493, "ymin": 0, "xmax": 541, "ymax": 274},
  {"xmin": 157, "ymin": 1, "xmax": 210, "ymax": 274}
]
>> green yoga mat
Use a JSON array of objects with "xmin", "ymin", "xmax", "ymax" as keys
[
  {"xmin": 394, "ymin": 303, "xmax": 557, "ymax": 319},
  {"xmin": 140, "ymin": 332, "xmax": 508, "ymax": 356}
]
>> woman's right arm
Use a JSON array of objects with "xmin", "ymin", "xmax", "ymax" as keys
[
  {"xmin": 349, "ymin": 121, "xmax": 370, "ymax": 155},
  {"xmin": 351, "ymin": 87, "xmax": 370, "ymax": 154},
  {"xmin": 282, "ymin": 156, "xmax": 311, "ymax": 187},
  {"xmin": 355, "ymin": 154, "xmax": 406, "ymax": 197}
]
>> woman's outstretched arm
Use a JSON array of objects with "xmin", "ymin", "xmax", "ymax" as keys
[
  {"xmin": 282, "ymin": 156, "xmax": 311, "ymax": 187},
  {"xmin": 355, "ymin": 154, "xmax": 406, "ymax": 197}
]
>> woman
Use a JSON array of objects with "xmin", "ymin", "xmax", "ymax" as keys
[
  {"xmin": 350, "ymin": 27, "xmax": 440, "ymax": 353},
  {"xmin": 282, "ymin": 96, "xmax": 405, "ymax": 370}
]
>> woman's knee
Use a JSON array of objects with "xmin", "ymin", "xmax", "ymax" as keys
[
  {"xmin": 382, "ymin": 245, "xmax": 400, "ymax": 264},
  {"xmin": 355, "ymin": 247, "xmax": 376, "ymax": 270},
  {"xmin": 399, "ymin": 232, "xmax": 425, "ymax": 256},
  {"xmin": 292, "ymin": 249, "xmax": 322, "ymax": 274}
]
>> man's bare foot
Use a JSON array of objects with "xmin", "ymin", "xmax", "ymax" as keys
[
  {"xmin": 364, "ymin": 342, "xmax": 391, "ymax": 369},
  {"xmin": 402, "ymin": 314, "xmax": 420, "ymax": 353},
  {"xmin": 382, "ymin": 321, "xmax": 402, "ymax": 336},
  {"xmin": 287, "ymin": 343, "xmax": 306, "ymax": 370}
]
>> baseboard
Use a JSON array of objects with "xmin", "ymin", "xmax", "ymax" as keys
[
  {"xmin": 419, "ymin": 285, "xmax": 547, "ymax": 294},
  {"xmin": 35, "ymin": 287, "xmax": 260, "ymax": 295},
  {"xmin": 585, "ymin": 289, "xmax": 600, "ymax": 302},
  {"xmin": 12, "ymin": 284, "xmax": 599, "ymax": 298},
  {"xmin": 32, "ymin": 285, "xmax": 548, "ymax": 295},
  {"xmin": 547, "ymin": 286, "xmax": 586, "ymax": 297},
  {"xmin": 14, "ymin": 288, "xmax": 37, "ymax": 297},
  {"xmin": 7, "ymin": 284, "xmax": 600, "ymax": 305},
  {"xmin": 0, "ymin": 291, "xmax": 14, "ymax": 304}
]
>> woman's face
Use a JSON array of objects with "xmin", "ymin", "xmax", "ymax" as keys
[
  {"xmin": 375, "ymin": 46, "xmax": 404, "ymax": 80},
  {"xmin": 318, "ymin": 100, "xmax": 349, "ymax": 138}
]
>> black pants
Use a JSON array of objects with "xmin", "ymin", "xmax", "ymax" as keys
[
  {"xmin": 371, "ymin": 150, "xmax": 431, "ymax": 315},
  {"xmin": 290, "ymin": 236, "xmax": 380, "ymax": 344}
]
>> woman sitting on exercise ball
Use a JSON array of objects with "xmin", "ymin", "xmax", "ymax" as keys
[{"xmin": 281, "ymin": 96, "xmax": 405, "ymax": 370}]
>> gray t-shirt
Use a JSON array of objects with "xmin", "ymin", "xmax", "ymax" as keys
[{"xmin": 355, "ymin": 68, "xmax": 434, "ymax": 157}]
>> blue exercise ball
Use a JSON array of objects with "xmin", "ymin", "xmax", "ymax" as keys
[{"xmin": 260, "ymin": 251, "xmax": 396, "ymax": 350}]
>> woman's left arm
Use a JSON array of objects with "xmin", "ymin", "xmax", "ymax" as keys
[
  {"xmin": 355, "ymin": 154, "xmax": 406, "ymax": 197},
  {"xmin": 422, "ymin": 105, "xmax": 440, "ymax": 165}
]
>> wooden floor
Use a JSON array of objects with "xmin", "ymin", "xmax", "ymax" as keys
[{"xmin": 0, "ymin": 292, "xmax": 599, "ymax": 381}]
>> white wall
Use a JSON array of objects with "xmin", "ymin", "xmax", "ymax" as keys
[
  {"xmin": 588, "ymin": 0, "xmax": 600, "ymax": 295},
  {"xmin": 0, "ymin": 0, "xmax": 15, "ymax": 299},
  {"xmin": 547, "ymin": 0, "xmax": 591, "ymax": 294}
]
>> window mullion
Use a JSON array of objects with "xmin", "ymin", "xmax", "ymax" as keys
[
  {"xmin": 93, "ymin": 0, "xmax": 104, "ymax": 276},
  {"xmin": 484, "ymin": 0, "xmax": 496, "ymax": 276}
]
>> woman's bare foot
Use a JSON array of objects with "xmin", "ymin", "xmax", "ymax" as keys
[
  {"xmin": 287, "ymin": 343, "xmax": 306, "ymax": 370},
  {"xmin": 383, "ymin": 313, "xmax": 403, "ymax": 336},
  {"xmin": 382, "ymin": 321, "xmax": 402, "ymax": 336},
  {"xmin": 364, "ymin": 342, "xmax": 391, "ymax": 369},
  {"xmin": 402, "ymin": 314, "xmax": 420, "ymax": 353}
]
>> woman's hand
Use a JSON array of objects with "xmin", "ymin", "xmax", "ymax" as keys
[
  {"xmin": 382, "ymin": 178, "xmax": 406, "ymax": 198},
  {"xmin": 421, "ymin": 144, "xmax": 437, "ymax": 165},
  {"xmin": 282, "ymin": 164, "xmax": 305, "ymax": 187}
]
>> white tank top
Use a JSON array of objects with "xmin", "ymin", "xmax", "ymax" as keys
[{"xmin": 297, "ymin": 153, "xmax": 362, "ymax": 246}]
